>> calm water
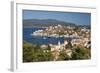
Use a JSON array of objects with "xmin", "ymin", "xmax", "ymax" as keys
[{"xmin": 23, "ymin": 27, "xmax": 71, "ymax": 45}]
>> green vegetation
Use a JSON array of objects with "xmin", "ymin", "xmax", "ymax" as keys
[
  {"xmin": 71, "ymin": 47, "xmax": 91, "ymax": 60},
  {"xmin": 65, "ymin": 42, "xmax": 72, "ymax": 49},
  {"xmin": 58, "ymin": 50, "xmax": 70, "ymax": 60},
  {"xmin": 23, "ymin": 41, "xmax": 53, "ymax": 62},
  {"xmin": 23, "ymin": 41, "xmax": 91, "ymax": 62},
  {"xmin": 57, "ymin": 31, "xmax": 66, "ymax": 35}
]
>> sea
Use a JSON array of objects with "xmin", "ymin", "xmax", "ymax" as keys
[{"xmin": 23, "ymin": 27, "xmax": 72, "ymax": 45}]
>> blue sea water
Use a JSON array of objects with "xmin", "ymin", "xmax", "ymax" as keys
[{"xmin": 23, "ymin": 27, "xmax": 69, "ymax": 45}]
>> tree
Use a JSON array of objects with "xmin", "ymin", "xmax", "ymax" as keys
[
  {"xmin": 71, "ymin": 47, "xmax": 91, "ymax": 60},
  {"xmin": 65, "ymin": 41, "xmax": 72, "ymax": 49},
  {"xmin": 58, "ymin": 50, "xmax": 70, "ymax": 60},
  {"xmin": 23, "ymin": 42, "xmax": 34, "ymax": 62}
]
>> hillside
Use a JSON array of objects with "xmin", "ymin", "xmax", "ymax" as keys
[{"xmin": 23, "ymin": 19, "xmax": 76, "ymax": 28}]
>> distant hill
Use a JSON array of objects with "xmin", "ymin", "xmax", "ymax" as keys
[
  {"xmin": 78, "ymin": 25, "xmax": 91, "ymax": 29},
  {"xmin": 23, "ymin": 19, "xmax": 76, "ymax": 28}
]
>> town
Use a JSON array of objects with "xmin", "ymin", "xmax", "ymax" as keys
[{"xmin": 23, "ymin": 24, "xmax": 91, "ymax": 62}]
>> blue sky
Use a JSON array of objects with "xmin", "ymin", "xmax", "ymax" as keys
[{"xmin": 23, "ymin": 10, "xmax": 91, "ymax": 25}]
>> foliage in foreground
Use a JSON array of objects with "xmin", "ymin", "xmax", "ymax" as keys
[{"xmin": 23, "ymin": 41, "xmax": 91, "ymax": 62}]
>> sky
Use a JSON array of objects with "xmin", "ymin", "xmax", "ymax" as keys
[{"xmin": 23, "ymin": 10, "xmax": 91, "ymax": 25}]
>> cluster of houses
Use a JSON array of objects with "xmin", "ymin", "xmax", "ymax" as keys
[
  {"xmin": 40, "ymin": 37, "xmax": 90, "ymax": 60},
  {"xmin": 32, "ymin": 24, "xmax": 91, "ymax": 60}
]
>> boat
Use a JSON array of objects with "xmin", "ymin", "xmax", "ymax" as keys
[{"xmin": 43, "ymin": 36, "xmax": 46, "ymax": 39}]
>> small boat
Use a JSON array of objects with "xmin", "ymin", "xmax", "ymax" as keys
[{"xmin": 43, "ymin": 37, "xmax": 46, "ymax": 39}]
